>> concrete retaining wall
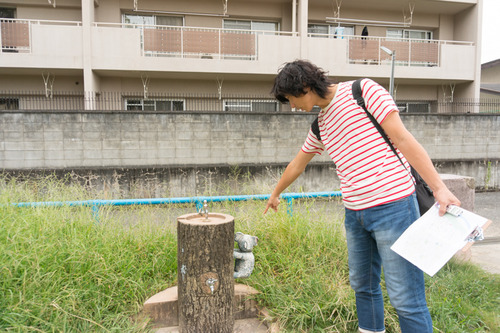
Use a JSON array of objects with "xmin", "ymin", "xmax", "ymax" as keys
[{"xmin": 1, "ymin": 111, "xmax": 499, "ymax": 194}]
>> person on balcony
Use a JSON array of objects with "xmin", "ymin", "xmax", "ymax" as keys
[{"xmin": 264, "ymin": 59, "xmax": 460, "ymax": 333}]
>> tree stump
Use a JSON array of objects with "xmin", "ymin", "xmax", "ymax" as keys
[{"xmin": 177, "ymin": 213, "xmax": 235, "ymax": 333}]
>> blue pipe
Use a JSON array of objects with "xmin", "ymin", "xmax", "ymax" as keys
[
  {"xmin": 11, "ymin": 191, "xmax": 342, "ymax": 208},
  {"xmin": 10, "ymin": 191, "xmax": 342, "ymax": 220}
]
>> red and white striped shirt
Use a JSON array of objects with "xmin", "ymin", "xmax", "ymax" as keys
[{"xmin": 301, "ymin": 79, "xmax": 415, "ymax": 210}]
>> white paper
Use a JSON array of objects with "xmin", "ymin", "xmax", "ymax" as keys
[{"xmin": 391, "ymin": 205, "xmax": 489, "ymax": 276}]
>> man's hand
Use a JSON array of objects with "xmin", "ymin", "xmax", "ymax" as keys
[
  {"xmin": 433, "ymin": 187, "xmax": 461, "ymax": 216},
  {"xmin": 264, "ymin": 196, "xmax": 280, "ymax": 214},
  {"xmin": 263, "ymin": 151, "xmax": 314, "ymax": 215}
]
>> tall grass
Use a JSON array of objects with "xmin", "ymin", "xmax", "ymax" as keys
[
  {"xmin": 0, "ymin": 175, "xmax": 498, "ymax": 332},
  {"xmin": 0, "ymin": 175, "xmax": 178, "ymax": 332}
]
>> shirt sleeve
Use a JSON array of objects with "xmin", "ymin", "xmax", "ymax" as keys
[
  {"xmin": 301, "ymin": 128, "xmax": 325, "ymax": 155},
  {"xmin": 360, "ymin": 78, "xmax": 399, "ymax": 124}
]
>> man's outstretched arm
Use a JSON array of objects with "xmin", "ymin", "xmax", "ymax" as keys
[{"xmin": 264, "ymin": 150, "xmax": 315, "ymax": 214}]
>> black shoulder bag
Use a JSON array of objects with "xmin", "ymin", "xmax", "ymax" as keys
[{"xmin": 351, "ymin": 79, "xmax": 435, "ymax": 215}]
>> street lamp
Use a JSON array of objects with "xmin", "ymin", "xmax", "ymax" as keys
[{"xmin": 380, "ymin": 46, "xmax": 395, "ymax": 97}]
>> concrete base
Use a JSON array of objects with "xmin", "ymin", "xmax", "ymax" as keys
[
  {"xmin": 440, "ymin": 174, "xmax": 475, "ymax": 212},
  {"xmin": 142, "ymin": 283, "xmax": 276, "ymax": 332},
  {"xmin": 142, "ymin": 286, "xmax": 179, "ymax": 328},
  {"xmin": 155, "ymin": 318, "xmax": 272, "ymax": 333}
]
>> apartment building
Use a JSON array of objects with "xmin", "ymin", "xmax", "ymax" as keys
[{"xmin": 0, "ymin": 0, "xmax": 482, "ymax": 112}]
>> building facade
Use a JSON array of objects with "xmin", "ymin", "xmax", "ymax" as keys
[
  {"xmin": 0, "ymin": 0, "xmax": 483, "ymax": 112},
  {"xmin": 480, "ymin": 58, "xmax": 500, "ymax": 99}
]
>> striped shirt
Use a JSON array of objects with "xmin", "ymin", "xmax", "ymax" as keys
[{"xmin": 301, "ymin": 78, "xmax": 415, "ymax": 210}]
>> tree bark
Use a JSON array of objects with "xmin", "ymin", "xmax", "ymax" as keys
[{"xmin": 177, "ymin": 213, "xmax": 235, "ymax": 333}]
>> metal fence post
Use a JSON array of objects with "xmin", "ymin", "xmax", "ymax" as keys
[
  {"xmin": 91, "ymin": 203, "xmax": 100, "ymax": 223},
  {"xmin": 286, "ymin": 197, "xmax": 294, "ymax": 217}
]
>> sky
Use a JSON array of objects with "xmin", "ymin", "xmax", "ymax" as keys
[{"xmin": 481, "ymin": 0, "xmax": 500, "ymax": 64}]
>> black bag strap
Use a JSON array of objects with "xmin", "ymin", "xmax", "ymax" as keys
[
  {"xmin": 311, "ymin": 117, "xmax": 321, "ymax": 141},
  {"xmin": 352, "ymin": 79, "xmax": 423, "ymax": 189},
  {"xmin": 354, "ymin": 81, "xmax": 435, "ymax": 197}
]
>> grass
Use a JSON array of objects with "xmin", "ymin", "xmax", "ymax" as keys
[{"xmin": 0, "ymin": 175, "xmax": 499, "ymax": 332}]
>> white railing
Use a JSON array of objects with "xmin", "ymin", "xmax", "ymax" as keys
[
  {"xmin": 0, "ymin": 18, "xmax": 81, "ymax": 53},
  {"xmin": 309, "ymin": 33, "xmax": 474, "ymax": 67},
  {"xmin": 1, "ymin": 18, "xmax": 473, "ymax": 67},
  {"xmin": 95, "ymin": 22, "xmax": 297, "ymax": 60}
]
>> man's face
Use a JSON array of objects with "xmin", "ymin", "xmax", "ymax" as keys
[{"xmin": 286, "ymin": 88, "xmax": 315, "ymax": 112}]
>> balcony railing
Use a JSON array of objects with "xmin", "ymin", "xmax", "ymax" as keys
[
  {"xmin": 0, "ymin": 18, "xmax": 81, "ymax": 53},
  {"xmin": 95, "ymin": 22, "xmax": 296, "ymax": 60},
  {"xmin": 2, "ymin": 19, "xmax": 474, "ymax": 68},
  {"xmin": 348, "ymin": 36, "xmax": 441, "ymax": 66},
  {"xmin": 0, "ymin": 19, "xmax": 30, "ymax": 53},
  {"xmin": 143, "ymin": 26, "xmax": 257, "ymax": 59},
  {"xmin": 309, "ymin": 33, "xmax": 474, "ymax": 67}
]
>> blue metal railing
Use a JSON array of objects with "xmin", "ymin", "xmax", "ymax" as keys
[{"xmin": 10, "ymin": 191, "xmax": 343, "ymax": 220}]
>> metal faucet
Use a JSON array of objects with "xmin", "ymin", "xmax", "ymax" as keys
[
  {"xmin": 198, "ymin": 200, "xmax": 209, "ymax": 219},
  {"xmin": 206, "ymin": 277, "xmax": 218, "ymax": 294}
]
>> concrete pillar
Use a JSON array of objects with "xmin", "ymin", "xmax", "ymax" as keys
[
  {"xmin": 454, "ymin": 3, "xmax": 482, "ymax": 102},
  {"xmin": 81, "ymin": 0, "xmax": 99, "ymax": 110},
  {"xmin": 297, "ymin": 0, "xmax": 308, "ymax": 59},
  {"xmin": 292, "ymin": 0, "xmax": 297, "ymax": 33}
]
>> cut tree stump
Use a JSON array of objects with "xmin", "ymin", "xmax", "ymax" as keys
[{"xmin": 177, "ymin": 213, "xmax": 235, "ymax": 333}]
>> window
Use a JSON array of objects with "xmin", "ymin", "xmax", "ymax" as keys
[
  {"xmin": 156, "ymin": 16, "xmax": 183, "ymax": 26},
  {"xmin": 387, "ymin": 29, "xmax": 432, "ymax": 40},
  {"xmin": 223, "ymin": 19, "xmax": 279, "ymax": 34},
  {"xmin": 125, "ymin": 99, "xmax": 184, "ymax": 111},
  {"xmin": 123, "ymin": 14, "xmax": 154, "ymax": 26},
  {"xmin": 123, "ymin": 14, "xmax": 183, "ymax": 27},
  {"xmin": 0, "ymin": 97, "xmax": 19, "ymax": 110},
  {"xmin": 308, "ymin": 24, "xmax": 354, "ymax": 38},
  {"xmin": 397, "ymin": 102, "xmax": 430, "ymax": 113},
  {"xmin": 223, "ymin": 100, "xmax": 279, "ymax": 112},
  {"xmin": 308, "ymin": 24, "xmax": 329, "ymax": 36},
  {"xmin": 0, "ymin": 7, "xmax": 16, "ymax": 18}
]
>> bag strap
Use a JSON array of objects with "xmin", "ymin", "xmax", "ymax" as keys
[
  {"xmin": 352, "ymin": 79, "xmax": 408, "ymax": 171},
  {"xmin": 311, "ymin": 117, "xmax": 321, "ymax": 141},
  {"xmin": 353, "ymin": 80, "xmax": 435, "ymax": 195}
]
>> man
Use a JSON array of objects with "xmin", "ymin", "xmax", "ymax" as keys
[{"xmin": 264, "ymin": 60, "xmax": 460, "ymax": 333}]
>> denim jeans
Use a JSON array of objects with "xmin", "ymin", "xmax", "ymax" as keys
[{"xmin": 344, "ymin": 193, "xmax": 433, "ymax": 333}]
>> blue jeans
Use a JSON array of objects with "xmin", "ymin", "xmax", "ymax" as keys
[{"xmin": 344, "ymin": 193, "xmax": 433, "ymax": 333}]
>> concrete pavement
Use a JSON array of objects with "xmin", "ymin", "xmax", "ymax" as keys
[{"xmin": 470, "ymin": 191, "xmax": 500, "ymax": 275}]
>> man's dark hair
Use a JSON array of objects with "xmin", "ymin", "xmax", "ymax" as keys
[{"xmin": 271, "ymin": 60, "xmax": 333, "ymax": 103}]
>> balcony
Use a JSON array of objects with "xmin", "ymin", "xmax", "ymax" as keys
[
  {"xmin": 347, "ymin": 36, "xmax": 440, "ymax": 66},
  {"xmin": 305, "ymin": 34, "xmax": 475, "ymax": 81},
  {"xmin": 0, "ymin": 19, "xmax": 83, "ymax": 70},
  {"xmin": 142, "ymin": 26, "xmax": 258, "ymax": 60},
  {"xmin": 0, "ymin": 20, "xmax": 476, "ymax": 82},
  {"xmin": 91, "ymin": 23, "xmax": 299, "ymax": 75},
  {"xmin": 0, "ymin": 19, "xmax": 31, "ymax": 53}
]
